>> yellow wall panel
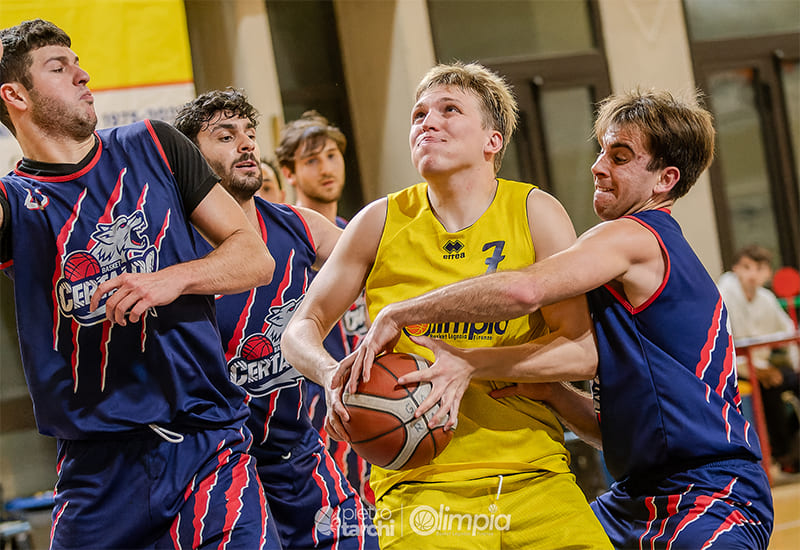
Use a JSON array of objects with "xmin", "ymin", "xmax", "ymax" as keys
[{"xmin": 0, "ymin": 0, "xmax": 193, "ymax": 90}]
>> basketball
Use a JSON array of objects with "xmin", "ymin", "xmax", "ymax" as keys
[
  {"xmin": 342, "ymin": 352, "xmax": 453, "ymax": 471},
  {"xmin": 240, "ymin": 334, "xmax": 274, "ymax": 361},
  {"xmin": 63, "ymin": 251, "xmax": 101, "ymax": 281}
]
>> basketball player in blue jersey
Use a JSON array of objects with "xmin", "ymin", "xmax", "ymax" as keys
[
  {"xmin": 175, "ymin": 88, "xmax": 378, "ymax": 550},
  {"xmin": 0, "ymin": 19, "xmax": 281, "ymax": 549},
  {"xmin": 276, "ymin": 112, "xmax": 372, "ymax": 502},
  {"xmin": 346, "ymin": 89, "xmax": 774, "ymax": 548}
]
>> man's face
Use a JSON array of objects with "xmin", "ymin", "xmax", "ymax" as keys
[
  {"xmin": 25, "ymin": 45, "xmax": 96, "ymax": 140},
  {"xmin": 590, "ymin": 124, "xmax": 663, "ymax": 221},
  {"xmin": 257, "ymin": 162, "xmax": 286, "ymax": 203},
  {"xmin": 285, "ymin": 137, "xmax": 345, "ymax": 206},
  {"xmin": 409, "ymin": 84, "xmax": 497, "ymax": 179},
  {"xmin": 195, "ymin": 112, "xmax": 261, "ymax": 202},
  {"xmin": 732, "ymin": 256, "xmax": 772, "ymax": 296}
]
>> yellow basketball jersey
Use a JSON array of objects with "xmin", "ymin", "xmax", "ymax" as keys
[{"xmin": 366, "ymin": 179, "xmax": 572, "ymax": 500}]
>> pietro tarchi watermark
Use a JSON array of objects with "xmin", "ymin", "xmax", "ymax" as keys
[{"xmin": 314, "ymin": 505, "xmax": 395, "ymax": 538}]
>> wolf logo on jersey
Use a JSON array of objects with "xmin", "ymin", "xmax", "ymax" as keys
[
  {"xmin": 56, "ymin": 207, "xmax": 158, "ymax": 325},
  {"xmin": 227, "ymin": 296, "xmax": 304, "ymax": 397}
]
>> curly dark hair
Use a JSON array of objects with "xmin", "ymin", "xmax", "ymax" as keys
[
  {"xmin": 174, "ymin": 87, "xmax": 260, "ymax": 143},
  {"xmin": 0, "ymin": 19, "xmax": 71, "ymax": 135}
]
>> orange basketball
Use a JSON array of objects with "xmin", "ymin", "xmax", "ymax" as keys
[{"xmin": 342, "ymin": 352, "xmax": 453, "ymax": 471}]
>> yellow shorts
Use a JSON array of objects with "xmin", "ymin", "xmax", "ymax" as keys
[{"xmin": 373, "ymin": 471, "xmax": 612, "ymax": 549}]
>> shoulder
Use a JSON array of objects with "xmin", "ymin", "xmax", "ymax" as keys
[{"xmin": 579, "ymin": 217, "xmax": 662, "ymax": 263}]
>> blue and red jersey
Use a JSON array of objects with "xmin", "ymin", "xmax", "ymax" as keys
[
  {"xmin": 0, "ymin": 120, "xmax": 248, "ymax": 439},
  {"xmin": 207, "ymin": 197, "xmax": 321, "ymax": 457},
  {"xmin": 588, "ymin": 208, "xmax": 760, "ymax": 482}
]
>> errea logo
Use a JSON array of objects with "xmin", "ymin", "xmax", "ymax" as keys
[{"xmin": 442, "ymin": 239, "xmax": 465, "ymax": 260}]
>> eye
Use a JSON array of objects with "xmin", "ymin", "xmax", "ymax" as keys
[
  {"xmin": 445, "ymin": 104, "xmax": 460, "ymax": 113},
  {"xmin": 412, "ymin": 110, "xmax": 425, "ymax": 122},
  {"xmin": 219, "ymin": 135, "xmax": 233, "ymax": 142}
]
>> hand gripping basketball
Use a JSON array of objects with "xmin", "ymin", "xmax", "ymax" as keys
[{"xmin": 342, "ymin": 352, "xmax": 454, "ymax": 470}]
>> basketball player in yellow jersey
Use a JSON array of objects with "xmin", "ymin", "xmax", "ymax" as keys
[{"xmin": 282, "ymin": 62, "xmax": 612, "ymax": 549}]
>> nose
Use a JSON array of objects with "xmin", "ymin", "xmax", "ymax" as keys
[
  {"xmin": 238, "ymin": 135, "xmax": 256, "ymax": 153},
  {"xmin": 421, "ymin": 110, "xmax": 440, "ymax": 130},
  {"xmin": 75, "ymin": 65, "xmax": 90, "ymax": 86},
  {"xmin": 591, "ymin": 152, "xmax": 608, "ymax": 178}
]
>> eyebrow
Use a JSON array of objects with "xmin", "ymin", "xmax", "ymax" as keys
[
  {"xmin": 44, "ymin": 54, "xmax": 78, "ymax": 65},
  {"xmin": 298, "ymin": 142, "xmax": 337, "ymax": 160},
  {"xmin": 209, "ymin": 121, "xmax": 255, "ymax": 132},
  {"xmin": 606, "ymin": 141, "xmax": 635, "ymax": 154}
]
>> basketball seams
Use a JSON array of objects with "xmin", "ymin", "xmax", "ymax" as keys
[{"xmin": 341, "ymin": 352, "xmax": 453, "ymax": 470}]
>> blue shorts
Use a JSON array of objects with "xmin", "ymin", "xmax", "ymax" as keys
[
  {"xmin": 254, "ymin": 429, "xmax": 379, "ymax": 550},
  {"xmin": 50, "ymin": 425, "xmax": 282, "ymax": 549},
  {"xmin": 592, "ymin": 459, "xmax": 773, "ymax": 549},
  {"xmin": 307, "ymin": 381, "xmax": 373, "ymax": 503}
]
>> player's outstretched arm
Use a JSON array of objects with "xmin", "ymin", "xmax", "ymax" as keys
[
  {"xmin": 395, "ymin": 189, "xmax": 598, "ymax": 427},
  {"xmin": 91, "ymin": 183, "xmax": 274, "ymax": 325},
  {"xmin": 282, "ymin": 198, "xmax": 386, "ymax": 440}
]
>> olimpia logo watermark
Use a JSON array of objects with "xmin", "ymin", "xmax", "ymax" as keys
[
  {"xmin": 408, "ymin": 504, "xmax": 511, "ymax": 537},
  {"xmin": 314, "ymin": 502, "xmax": 511, "ymax": 539}
]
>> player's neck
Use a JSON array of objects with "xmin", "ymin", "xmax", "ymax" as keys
[
  {"xmin": 426, "ymin": 170, "xmax": 498, "ymax": 232},
  {"xmin": 241, "ymin": 199, "xmax": 261, "ymax": 230},
  {"xmin": 17, "ymin": 126, "xmax": 95, "ymax": 165}
]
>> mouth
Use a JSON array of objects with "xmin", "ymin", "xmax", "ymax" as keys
[
  {"xmin": 234, "ymin": 158, "xmax": 258, "ymax": 170},
  {"xmin": 594, "ymin": 182, "xmax": 614, "ymax": 193}
]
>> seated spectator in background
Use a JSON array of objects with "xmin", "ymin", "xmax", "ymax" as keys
[
  {"xmin": 257, "ymin": 157, "xmax": 286, "ymax": 203},
  {"xmin": 718, "ymin": 244, "xmax": 800, "ymax": 473}
]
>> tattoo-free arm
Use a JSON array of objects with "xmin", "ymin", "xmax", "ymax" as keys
[
  {"xmin": 281, "ymin": 199, "xmax": 386, "ymax": 440},
  {"xmin": 91, "ymin": 184, "xmax": 275, "ymax": 324}
]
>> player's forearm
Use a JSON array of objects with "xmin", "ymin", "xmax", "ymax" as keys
[
  {"xmin": 544, "ymin": 382, "xmax": 602, "ymax": 449},
  {"xmin": 471, "ymin": 328, "xmax": 598, "ymax": 382},
  {"xmin": 387, "ymin": 269, "xmax": 546, "ymax": 328},
  {"xmin": 281, "ymin": 317, "xmax": 338, "ymax": 388},
  {"xmin": 183, "ymin": 228, "xmax": 275, "ymax": 295}
]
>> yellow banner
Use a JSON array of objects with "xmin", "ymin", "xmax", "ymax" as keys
[{"xmin": 0, "ymin": 0, "xmax": 193, "ymax": 90}]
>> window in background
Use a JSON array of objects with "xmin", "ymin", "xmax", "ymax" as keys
[
  {"xmin": 427, "ymin": 0, "xmax": 594, "ymax": 61},
  {"xmin": 537, "ymin": 87, "xmax": 599, "ymax": 235},
  {"xmin": 707, "ymin": 70, "xmax": 781, "ymax": 260},
  {"xmin": 265, "ymin": 0, "xmax": 364, "ymax": 218},
  {"xmin": 684, "ymin": 0, "xmax": 800, "ymax": 41},
  {"xmin": 781, "ymin": 60, "xmax": 799, "ymax": 187},
  {"xmin": 687, "ymin": 0, "xmax": 800, "ymax": 268}
]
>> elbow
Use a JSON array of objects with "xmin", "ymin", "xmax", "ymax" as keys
[
  {"xmin": 508, "ymin": 283, "xmax": 545, "ymax": 314},
  {"xmin": 259, "ymin": 249, "xmax": 276, "ymax": 287},
  {"xmin": 279, "ymin": 328, "xmax": 295, "ymax": 368}
]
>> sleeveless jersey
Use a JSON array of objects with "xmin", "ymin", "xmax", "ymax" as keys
[
  {"xmin": 587, "ymin": 209, "xmax": 760, "ymax": 482},
  {"xmin": 207, "ymin": 197, "xmax": 319, "ymax": 459},
  {"xmin": 0, "ymin": 121, "xmax": 248, "ymax": 439},
  {"xmin": 366, "ymin": 179, "xmax": 571, "ymax": 500}
]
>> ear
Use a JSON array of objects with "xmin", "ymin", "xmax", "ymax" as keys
[
  {"xmin": 281, "ymin": 165, "xmax": 297, "ymax": 188},
  {"xmin": 0, "ymin": 82, "xmax": 29, "ymax": 114},
  {"xmin": 655, "ymin": 166, "xmax": 681, "ymax": 194},
  {"xmin": 484, "ymin": 130, "xmax": 503, "ymax": 156}
]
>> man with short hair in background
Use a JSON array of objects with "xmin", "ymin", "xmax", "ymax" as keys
[{"xmin": 276, "ymin": 111, "xmax": 371, "ymax": 499}]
